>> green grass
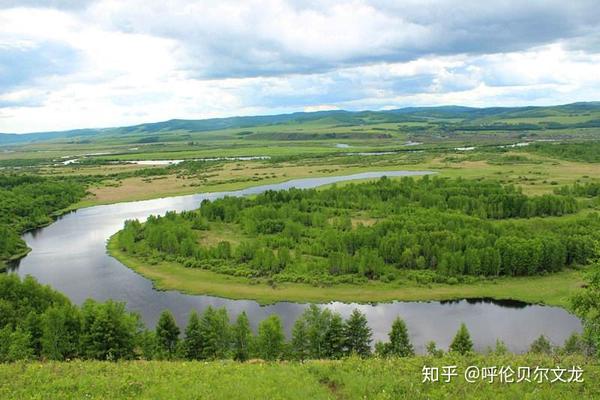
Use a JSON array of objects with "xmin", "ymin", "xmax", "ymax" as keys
[
  {"xmin": 108, "ymin": 236, "xmax": 586, "ymax": 308},
  {"xmin": 1, "ymin": 355, "xmax": 598, "ymax": 399},
  {"xmin": 57, "ymin": 146, "xmax": 600, "ymax": 207}
]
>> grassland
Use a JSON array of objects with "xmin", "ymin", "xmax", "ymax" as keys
[
  {"xmin": 47, "ymin": 148, "xmax": 598, "ymax": 207},
  {"xmin": 72, "ymin": 161, "xmax": 432, "ymax": 207},
  {"xmin": 108, "ymin": 236, "xmax": 586, "ymax": 308},
  {"xmin": 3, "ymin": 102, "xmax": 600, "ymax": 207},
  {"xmin": 1, "ymin": 355, "xmax": 598, "ymax": 399}
]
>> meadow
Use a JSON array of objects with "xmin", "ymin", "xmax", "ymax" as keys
[{"xmin": 1, "ymin": 355, "xmax": 598, "ymax": 400}]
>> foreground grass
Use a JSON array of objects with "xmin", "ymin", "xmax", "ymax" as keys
[
  {"xmin": 108, "ymin": 237, "xmax": 585, "ymax": 308},
  {"xmin": 1, "ymin": 355, "xmax": 598, "ymax": 399}
]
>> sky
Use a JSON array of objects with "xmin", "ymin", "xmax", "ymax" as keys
[{"xmin": 1, "ymin": 1, "xmax": 600, "ymax": 133}]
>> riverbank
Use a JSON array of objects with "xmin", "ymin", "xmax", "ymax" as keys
[
  {"xmin": 2, "ymin": 355, "xmax": 598, "ymax": 399},
  {"xmin": 70, "ymin": 163, "xmax": 439, "ymax": 208},
  {"xmin": 108, "ymin": 235, "xmax": 585, "ymax": 308}
]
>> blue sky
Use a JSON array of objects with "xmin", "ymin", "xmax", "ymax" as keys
[{"xmin": 1, "ymin": 0, "xmax": 600, "ymax": 133}]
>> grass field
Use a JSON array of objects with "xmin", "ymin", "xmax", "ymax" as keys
[
  {"xmin": 1, "ymin": 355, "xmax": 598, "ymax": 399},
  {"xmin": 57, "ymin": 148, "xmax": 598, "ymax": 207},
  {"xmin": 108, "ymin": 236, "xmax": 586, "ymax": 308}
]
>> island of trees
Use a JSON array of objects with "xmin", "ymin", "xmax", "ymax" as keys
[{"xmin": 115, "ymin": 176, "xmax": 597, "ymax": 286}]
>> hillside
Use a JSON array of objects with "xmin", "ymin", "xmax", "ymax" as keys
[{"xmin": 2, "ymin": 102, "xmax": 600, "ymax": 146}]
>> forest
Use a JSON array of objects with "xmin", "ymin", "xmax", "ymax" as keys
[
  {"xmin": 0, "ymin": 175, "xmax": 87, "ymax": 267},
  {"xmin": 0, "ymin": 273, "xmax": 594, "ymax": 363},
  {"xmin": 115, "ymin": 176, "xmax": 597, "ymax": 285},
  {"xmin": 526, "ymin": 142, "xmax": 600, "ymax": 163}
]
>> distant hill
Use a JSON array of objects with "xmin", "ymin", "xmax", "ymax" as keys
[{"xmin": 1, "ymin": 102, "xmax": 599, "ymax": 146}]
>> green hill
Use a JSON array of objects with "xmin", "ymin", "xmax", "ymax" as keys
[{"xmin": 2, "ymin": 102, "xmax": 600, "ymax": 146}]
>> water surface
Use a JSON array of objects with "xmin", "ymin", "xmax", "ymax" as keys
[{"xmin": 11, "ymin": 170, "xmax": 581, "ymax": 352}]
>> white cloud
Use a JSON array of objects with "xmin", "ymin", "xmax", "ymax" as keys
[
  {"xmin": 0, "ymin": 1, "xmax": 600, "ymax": 133},
  {"xmin": 303, "ymin": 104, "xmax": 340, "ymax": 112}
]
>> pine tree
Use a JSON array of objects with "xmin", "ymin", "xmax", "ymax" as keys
[
  {"xmin": 344, "ymin": 309, "xmax": 372, "ymax": 357},
  {"xmin": 386, "ymin": 317, "xmax": 414, "ymax": 357},
  {"xmin": 183, "ymin": 311, "xmax": 203, "ymax": 360},
  {"xmin": 200, "ymin": 307, "xmax": 231, "ymax": 359},
  {"xmin": 374, "ymin": 341, "xmax": 387, "ymax": 357},
  {"xmin": 232, "ymin": 312, "xmax": 252, "ymax": 362},
  {"xmin": 256, "ymin": 315, "xmax": 285, "ymax": 360},
  {"xmin": 291, "ymin": 317, "xmax": 310, "ymax": 361},
  {"xmin": 136, "ymin": 330, "xmax": 158, "ymax": 360},
  {"xmin": 425, "ymin": 341, "xmax": 444, "ymax": 357},
  {"xmin": 449, "ymin": 323, "xmax": 473, "ymax": 355},
  {"xmin": 491, "ymin": 339, "xmax": 508, "ymax": 355},
  {"xmin": 324, "ymin": 313, "xmax": 345, "ymax": 359},
  {"xmin": 303, "ymin": 304, "xmax": 332, "ymax": 359},
  {"xmin": 529, "ymin": 334, "xmax": 552, "ymax": 354},
  {"xmin": 156, "ymin": 310, "xmax": 180, "ymax": 358},
  {"xmin": 561, "ymin": 333, "xmax": 585, "ymax": 355}
]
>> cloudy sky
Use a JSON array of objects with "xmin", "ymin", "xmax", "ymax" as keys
[{"xmin": 1, "ymin": 0, "xmax": 600, "ymax": 133}]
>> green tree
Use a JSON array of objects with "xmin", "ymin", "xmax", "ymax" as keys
[
  {"xmin": 0, "ymin": 326, "xmax": 34, "ymax": 362},
  {"xmin": 200, "ymin": 307, "xmax": 231, "ymax": 359},
  {"xmin": 490, "ymin": 339, "xmax": 508, "ymax": 355},
  {"xmin": 529, "ymin": 335, "xmax": 552, "ymax": 355},
  {"xmin": 40, "ymin": 304, "xmax": 81, "ymax": 360},
  {"xmin": 324, "ymin": 313, "xmax": 345, "ymax": 359},
  {"xmin": 183, "ymin": 311, "xmax": 203, "ymax": 360},
  {"xmin": 344, "ymin": 309, "xmax": 372, "ymax": 357},
  {"xmin": 572, "ymin": 265, "xmax": 600, "ymax": 356},
  {"xmin": 80, "ymin": 300, "xmax": 139, "ymax": 360},
  {"xmin": 156, "ymin": 310, "xmax": 180, "ymax": 358},
  {"xmin": 303, "ymin": 305, "xmax": 332, "ymax": 359},
  {"xmin": 384, "ymin": 317, "xmax": 414, "ymax": 357},
  {"xmin": 232, "ymin": 312, "xmax": 252, "ymax": 362},
  {"xmin": 425, "ymin": 341, "xmax": 444, "ymax": 357},
  {"xmin": 562, "ymin": 333, "xmax": 586, "ymax": 355},
  {"xmin": 291, "ymin": 317, "xmax": 310, "ymax": 361},
  {"xmin": 256, "ymin": 315, "xmax": 285, "ymax": 360},
  {"xmin": 449, "ymin": 323, "xmax": 473, "ymax": 355},
  {"xmin": 136, "ymin": 330, "xmax": 158, "ymax": 360}
]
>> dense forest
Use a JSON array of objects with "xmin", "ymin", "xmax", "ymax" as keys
[
  {"xmin": 526, "ymin": 142, "xmax": 600, "ymax": 163},
  {"xmin": 0, "ymin": 274, "xmax": 592, "ymax": 363},
  {"xmin": 116, "ymin": 176, "xmax": 596, "ymax": 285},
  {"xmin": 0, "ymin": 175, "xmax": 87, "ymax": 267}
]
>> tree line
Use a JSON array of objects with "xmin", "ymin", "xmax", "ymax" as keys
[
  {"xmin": 116, "ymin": 177, "xmax": 597, "ymax": 284},
  {"xmin": 527, "ymin": 141, "xmax": 600, "ymax": 163},
  {"xmin": 0, "ymin": 274, "xmax": 591, "ymax": 363},
  {"xmin": 556, "ymin": 181, "xmax": 600, "ymax": 198}
]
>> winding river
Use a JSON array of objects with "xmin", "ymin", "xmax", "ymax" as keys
[{"xmin": 10, "ymin": 171, "xmax": 581, "ymax": 353}]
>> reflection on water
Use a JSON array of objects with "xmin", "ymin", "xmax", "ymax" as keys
[
  {"xmin": 10, "ymin": 170, "xmax": 581, "ymax": 353},
  {"xmin": 440, "ymin": 298, "xmax": 530, "ymax": 309}
]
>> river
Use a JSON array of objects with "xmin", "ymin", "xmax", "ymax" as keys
[{"xmin": 10, "ymin": 170, "xmax": 581, "ymax": 353}]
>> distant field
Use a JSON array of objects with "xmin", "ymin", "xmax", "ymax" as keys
[{"xmin": 67, "ymin": 150, "xmax": 600, "ymax": 207}]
